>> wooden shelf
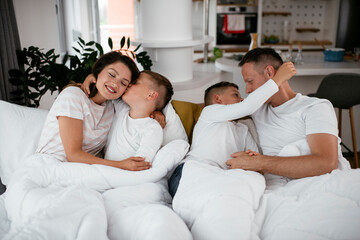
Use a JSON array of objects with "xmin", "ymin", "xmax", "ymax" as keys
[
  {"xmin": 261, "ymin": 40, "xmax": 332, "ymax": 46},
  {"xmin": 262, "ymin": 12, "xmax": 291, "ymax": 16},
  {"xmin": 296, "ymin": 28, "xmax": 320, "ymax": 33},
  {"xmin": 217, "ymin": 4, "xmax": 258, "ymax": 7}
]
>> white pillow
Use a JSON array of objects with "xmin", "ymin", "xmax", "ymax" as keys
[
  {"xmin": 162, "ymin": 101, "xmax": 188, "ymax": 146},
  {"xmin": 0, "ymin": 101, "xmax": 48, "ymax": 185}
]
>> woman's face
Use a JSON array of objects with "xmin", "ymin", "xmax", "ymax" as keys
[{"xmin": 93, "ymin": 61, "xmax": 132, "ymax": 104}]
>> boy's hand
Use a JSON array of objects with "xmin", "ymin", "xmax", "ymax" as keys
[
  {"xmin": 150, "ymin": 111, "xmax": 166, "ymax": 128},
  {"xmin": 81, "ymin": 74, "xmax": 97, "ymax": 96},
  {"xmin": 272, "ymin": 62, "xmax": 296, "ymax": 87},
  {"xmin": 118, "ymin": 157, "xmax": 151, "ymax": 171}
]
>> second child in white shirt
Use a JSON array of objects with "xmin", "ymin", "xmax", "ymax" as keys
[{"xmin": 168, "ymin": 62, "xmax": 296, "ymax": 197}]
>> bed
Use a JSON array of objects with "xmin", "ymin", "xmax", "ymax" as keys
[{"xmin": 1, "ymin": 99, "xmax": 360, "ymax": 240}]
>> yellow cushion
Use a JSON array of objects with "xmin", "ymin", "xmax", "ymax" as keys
[{"xmin": 171, "ymin": 100, "xmax": 203, "ymax": 143}]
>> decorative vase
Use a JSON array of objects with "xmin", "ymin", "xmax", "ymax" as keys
[{"xmin": 248, "ymin": 33, "xmax": 258, "ymax": 51}]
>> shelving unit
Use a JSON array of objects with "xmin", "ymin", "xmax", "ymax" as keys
[
  {"xmin": 262, "ymin": 11, "xmax": 291, "ymax": 16},
  {"xmin": 257, "ymin": 0, "xmax": 340, "ymax": 50}
]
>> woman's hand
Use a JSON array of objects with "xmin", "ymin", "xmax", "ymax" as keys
[
  {"xmin": 150, "ymin": 111, "xmax": 166, "ymax": 128},
  {"xmin": 81, "ymin": 74, "xmax": 97, "ymax": 96},
  {"xmin": 117, "ymin": 157, "xmax": 151, "ymax": 171}
]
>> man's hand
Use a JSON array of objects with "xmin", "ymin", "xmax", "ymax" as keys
[
  {"xmin": 81, "ymin": 74, "xmax": 97, "ymax": 96},
  {"xmin": 272, "ymin": 62, "xmax": 296, "ymax": 86},
  {"xmin": 226, "ymin": 151, "xmax": 262, "ymax": 171},
  {"xmin": 117, "ymin": 157, "xmax": 151, "ymax": 171},
  {"xmin": 150, "ymin": 111, "xmax": 166, "ymax": 128}
]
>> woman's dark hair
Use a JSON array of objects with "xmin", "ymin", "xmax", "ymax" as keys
[
  {"xmin": 239, "ymin": 48, "xmax": 283, "ymax": 72},
  {"xmin": 89, "ymin": 51, "xmax": 140, "ymax": 97}
]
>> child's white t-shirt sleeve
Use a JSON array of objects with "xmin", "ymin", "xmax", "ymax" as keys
[
  {"xmin": 201, "ymin": 79, "xmax": 278, "ymax": 122},
  {"xmin": 135, "ymin": 122, "xmax": 163, "ymax": 163},
  {"xmin": 244, "ymin": 131, "xmax": 259, "ymax": 153}
]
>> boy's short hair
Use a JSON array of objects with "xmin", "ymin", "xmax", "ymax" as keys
[
  {"xmin": 239, "ymin": 47, "xmax": 283, "ymax": 73},
  {"xmin": 142, "ymin": 70, "xmax": 174, "ymax": 111},
  {"xmin": 204, "ymin": 81, "xmax": 239, "ymax": 106}
]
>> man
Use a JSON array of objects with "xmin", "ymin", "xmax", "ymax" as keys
[{"xmin": 226, "ymin": 48, "xmax": 351, "ymax": 179}]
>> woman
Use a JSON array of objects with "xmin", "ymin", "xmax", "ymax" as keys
[{"xmin": 36, "ymin": 51, "xmax": 151, "ymax": 171}]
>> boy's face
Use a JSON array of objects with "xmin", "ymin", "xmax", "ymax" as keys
[
  {"xmin": 122, "ymin": 72, "xmax": 153, "ymax": 104},
  {"xmin": 218, "ymin": 86, "xmax": 243, "ymax": 105}
]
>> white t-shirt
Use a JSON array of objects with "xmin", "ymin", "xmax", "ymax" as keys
[
  {"xmin": 36, "ymin": 87, "xmax": 114, "ymax": 162},
  {"xmin": 252, "ymin": 93, "xmax": 351, "ymax": 170},
  {"xmin": 104, "ymin": 100, "xmax": 163, "ymax": 163},
  {"xmin": 185, "ymin": 79, "xmax": 279, "ymax": 169}
]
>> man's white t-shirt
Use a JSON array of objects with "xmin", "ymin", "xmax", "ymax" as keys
[
  {"xmin": 252, "ymin": 93, "xmax": 351, "ymax": 170},
  {"xmin": 186, "ymin": 79, "xmax": 279, "ymax": 169},
  {"xmin": 104, "ymin": 100, "xmax": 163, "ymax": 163},
  {"xmin": 36, "ymin": 87, "xmax": 114, "ymax": 162}
]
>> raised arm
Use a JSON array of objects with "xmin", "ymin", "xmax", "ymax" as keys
[
  {"xmin": 202, "ymin": 62, "xmax": 296, "ymax": 122},
  {"xmin": 58, "ymin": 116, "xmax": 151, "ymax": 171},
  {"xmin": 80, "ymin": 74, "xmax": 97, "ymax": 96}
]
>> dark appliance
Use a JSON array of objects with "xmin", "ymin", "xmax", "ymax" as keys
[{"xmin": 216, "ymin": 5, "xmax": 257, "ymax": 48}]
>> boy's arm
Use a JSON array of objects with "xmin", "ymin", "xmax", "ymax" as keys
[
  {"xmin": 135, "ymin": 122, "xmax": 163, "ymax": 163},
  {"xmin": 202, "ymin": 62, "xmax": 296, "ymax": 122},
  {"xmin": 58, "ymin": 116, "xmax": 151, "ymax": 171},
  {"xmin": 80, "ymin": 74, "xmax": 96, "ymax": 96}
]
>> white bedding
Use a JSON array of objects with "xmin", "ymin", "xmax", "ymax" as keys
[
  {"xmin": 173, "ymin": 140, "xmax": 360, "ymax": 240},
  {"xmin": 1, "ymin": 139, "xmax": 192, "ymax": 240}
]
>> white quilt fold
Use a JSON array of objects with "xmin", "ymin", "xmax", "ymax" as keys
[
  {"xmin": 3, "ymin": 139, "xmax": 191, "ymax": 240},
  {"xmin": 173, "ymin": 160, "xmax": 265, "ymax": 240}
]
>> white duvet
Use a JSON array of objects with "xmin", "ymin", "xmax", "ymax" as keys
[
  {"xmin": 1, "ymin": 139, "xmax": 192, "ymax": 240},
  {"xmin": 173, "ymin": 140, "xmax": 360, "ymax": 240}
]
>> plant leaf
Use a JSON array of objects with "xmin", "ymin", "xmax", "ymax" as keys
[
  {"xmin": 78, "ymin": 37, "xmax": 85, "ymax": 46},
  {"xmin": 86, "ymin": 41, "xmax": 95, "ymax": 46},
  {"xmin": 127, "ymin": 38, "xmax": 130, "ymax": 49},
  {"xmin": 134, "ymin": 44, "xmax": 141, "ymax": 52},
  {"xmin": 72, "ymin": 47, "xmax": 81, "ymax": 54},
  {"xmin": 108, "ymin": 37, "xmax": 113, "ymax": 50},
  {"xmin": 9, "ymin": 77, "xmax": 23, "ymax": 86},
  {"xmin": 120, "ymin": 36, "xmax": 125, "ymax": 49},
  {"xmin": 95, "ymin": 43, "xmax": 104, "ymax": 56}
]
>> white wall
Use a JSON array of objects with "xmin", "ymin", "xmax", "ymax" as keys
[
  {"xmin": 13, "ymin": 0, "xmax": 60, "ymax": 53},
  {"xmin": 12, "ymin": 0, "xmax": 61, "ymax": 109},
  {"xmin": 12, "ymin": 0, "xmax": 95, "ymax": 109}
]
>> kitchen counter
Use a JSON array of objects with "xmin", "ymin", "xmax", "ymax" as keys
[{"xmin": 215, "ymin": 52, "xmax": 360, "ymax": 76}]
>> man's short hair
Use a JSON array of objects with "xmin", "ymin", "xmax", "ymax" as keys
[
  {"xmin": 142, "ymin": 70, "xmax": 174, "ymax": 111},
  {"xmin": 204, "ymin": 81, "xmax": 239, "ymax": 106},
  {"xmin": 239, "ymin": 48, "xmax": 283, "ymax": 73}
]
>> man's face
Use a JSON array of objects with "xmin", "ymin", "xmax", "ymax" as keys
[{"xmin": 241, "ymin": 62, "xmax": 268, "ymax": 94}]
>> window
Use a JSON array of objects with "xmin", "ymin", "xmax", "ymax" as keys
[{"xmin": 97, "ymin": 0, "xmax": 135, "ymax": 52}]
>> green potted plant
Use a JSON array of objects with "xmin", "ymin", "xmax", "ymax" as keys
[{"xmin": 8, "ymin": 37, "xmax": 152, "ymax": 107}]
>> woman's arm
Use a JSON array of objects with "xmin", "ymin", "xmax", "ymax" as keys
[{"xmin": 58, "ymin": 116, "xmax": 151, "ymax": 171}]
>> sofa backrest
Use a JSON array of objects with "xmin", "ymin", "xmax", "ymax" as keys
[{"xmin": 0, "ymin": 100, "xmax": 49, "ymax": 185}]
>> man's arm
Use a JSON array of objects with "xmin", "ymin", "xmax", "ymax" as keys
[{"xmin": 226, "ymin": 133, "xmax": 338, "ymax": 179}]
